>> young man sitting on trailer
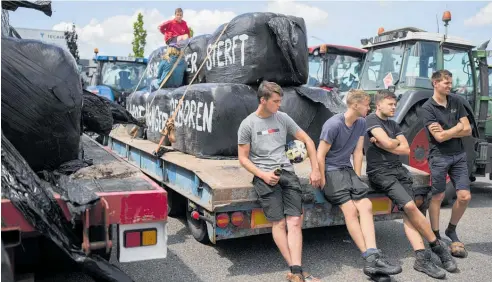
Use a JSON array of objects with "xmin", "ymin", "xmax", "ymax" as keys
[
  {"xmin": 237, "ymin": 80, "xmax": 322, "ymax": 282},
  {"xmin": 366, "ymin": 90, "xmax": 457, "ymax": 279},
  {"xmin": 316, "ymin": 89, "xmax": 402, "ymax": 280}
]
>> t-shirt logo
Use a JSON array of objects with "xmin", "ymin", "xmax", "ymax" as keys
[
  {"xmin": 451, "ymin": 108, "xmax": 457, "ymax": 114},
  {"xmin": 257, "ymin": 128, "xmax": 280, "ymax": 135}
]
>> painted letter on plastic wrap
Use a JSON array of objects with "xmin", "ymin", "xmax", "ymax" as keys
[
  {"xmin": 206, "ymin": 33, "xmax": 249, "ymax": 71},
  {"xmin": 171, "ymin": 98, "xmax": 214, "ymax": 133}
]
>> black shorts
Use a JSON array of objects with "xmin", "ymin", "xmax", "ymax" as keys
[
  {"xmin": 368, "ymin": 165, "xmax": 431, "ymax": 212},
  {"xmin": 323, "ymin": 167, "xmax": 369, "ymax": 206},
  {"xmin": 429, "ymin": 152, "xmax": 469, "ymax": 195},
  {"xmin": 252, "ymin": 170, "xmax": 303, "ymax": 222}
]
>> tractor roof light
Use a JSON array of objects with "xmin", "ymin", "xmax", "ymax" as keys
[
  {"xmin": 361, "ymin": 38, "xmax": 370, "ymax": 45},
  {"xmin": 94, "ymin": 48, "xmax": 99, "ymax": 54},
  {"xmin": 442, "ymin": 11, "xmax": 451, "ymax": 25},
  {"xmin": 320, "ymin": 44, "xmax": 327, "ymax": 54},
  {"xmin": 377, "ymin": 27, "xmax": 385, "ymax": 35}
]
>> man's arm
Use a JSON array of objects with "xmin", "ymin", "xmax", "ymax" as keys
[
  {"xmin": 294, "ymin": 130, "xmax": 321, "ymax": 187},
  {"xmin": 158, "ymin": 20, "xmax": 172, "ymax": 34},
  {"xmin": 428, "ymin": 122, "xmax": 464, "ymax": 143},
  {"xmin": 353, "ymin": 136, "xmax": 364, "ymax": 176},
  {"xmin": 454, "ymin": 116, "xmax": 472, "ymax": 137},
  {"xmin": 238, "ymin": 144, "xmax": 266, "ymax": 178},
  {"xmin": 316, "ymin": 140, "xmax": 331, "ymax": 187},
  {"xmin": 384, "ymin": 135, "xmax": 410, "ymax": 155},
  {"xmin": 369, "ymin": 127, "xmax": 400, "ymax": 149}
]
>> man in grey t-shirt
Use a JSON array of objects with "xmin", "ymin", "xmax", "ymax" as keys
[
  {"xmin": 317, "ymin": 89, "xmax": 401, "ymax": 280},
  {"xmin": 238, "ymin": 81, "xmax": 321, "ymax": 282}
]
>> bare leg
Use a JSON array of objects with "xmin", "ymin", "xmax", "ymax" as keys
[
  {"xmin": 340, "ymin": 200, "xmax": 368, "ymax": 252},
  {"xmin": 403, "ymin": 201, "xmax": 437, "ymax": 243},
  {"xmin": 286, "ymin": 216, "xmax": 303, "ymax": 266},
  {"xmin": 449, "ymin": 190, "xmax": 471, "ymax": 225},
  {"xmin": 429, "ymin": 192, "xmax": 445, "ymax": 232},
  {"xmin": 272, "ymin": 219, "xmax": 292, "ymax": 265},
  {"xmin": 353, "ymin": 198, "xmax": 377, "ymax": 249},
  {"xmin": 403, "ymin": 214, "xmax": 426, "ymax": 251}
]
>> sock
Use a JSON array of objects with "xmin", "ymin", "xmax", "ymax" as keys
[
  {"xmin": 433, "ymin": 230, "xmax": 441, "ymax": 240},
  {"xmin": 362, "ymin": 248, "xmax": 379, "ymax": 258},
  {"xmin": 290, "ymin": 265, "xmax": 303, "ymax": 274},
  {"xmin": 429, "ymin": 239, "xmax": 440, "ymax": 248},
  {"xmin": 445, "ymin": 223, "xmax": 460, "ymax": 242}
]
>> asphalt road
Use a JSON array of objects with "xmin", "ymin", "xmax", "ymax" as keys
[{"xmin": 37, "ymin": 177, "xmax": 492, "ymax": 282}]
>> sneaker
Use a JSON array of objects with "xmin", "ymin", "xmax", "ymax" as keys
[
  {"xmin": 367, "ymin": 273, "xmax": 392, "ymax": 282},
  {"xmin": 363, "ymin": 250, "xmax": 402, "ymax": 276},
  {"xmin": 414, "ymin": 250, "xmax": 446, "ymax": 279},
  {"xmin": 431, "ymin": 240, "xmax": 458, "ymax": 273}
]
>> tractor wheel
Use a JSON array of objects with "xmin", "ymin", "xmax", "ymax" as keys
[{"xmin": 399, "ymin": 104, "xmax": 456, "ymax": 206}]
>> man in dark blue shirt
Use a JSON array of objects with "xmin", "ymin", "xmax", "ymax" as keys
[{"xmin": 420, "ymin": 70, "xmax": 472, "ymax": 258}]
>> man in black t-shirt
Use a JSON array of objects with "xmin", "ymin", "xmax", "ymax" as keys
[
  {"xmin": 420, "ymin": 70, "xmax": 472, "ymax": 259},
  {"xmin": 366, "ymin": 90, "xmax": 457, "ymax": 279}
]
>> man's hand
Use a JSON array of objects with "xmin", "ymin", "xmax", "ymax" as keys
[
  {"xmin": 429, "ymin": 122, "xmax": 444, "ymax": 133},
  {"xmin": 309, "ymin": 169, "xmax": 322, "ymax": 188},
  {"xmin": 370, "ymin": 136, "xmax": 382, "ymax": 148},
  {"xmin": 261, "ymin": 171, "xmax": 280, "ymax": 186}
]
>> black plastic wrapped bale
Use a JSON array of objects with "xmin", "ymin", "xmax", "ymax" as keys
[
  {"xmin": 177, "ymin": 34, "xmax": 210, "ymax": 84},
  {"xmin": 146, "ymin": 88, "xmax": 176, "ymax": 145},
  {"xmin": 1, "ymin": 37, "xmax": 82, "ymax": 172},
  {"xmin": 82, "ymin": 90, "xmax": 114, "ymax": 135},
  {"xmin": 171, "ymin": 83, "xmax": 258, "ymax": 158},
  {"xmin": 204, "ymin": 12, "xmax": 308, "ymax": 86},
  {"xmin": 145, "ymin": 46, "xmax": 167, "ymax": 90},
  {"xmin": 1, "ymin": 132, "xmax": 133, "ymax": 282},
  {"xmin": 279, "ymin": 86, "xmax": 346, "ymax": 147},
  {"xmin": 126, "ymin": 90, "xmax": 150, "ymax": 138}
]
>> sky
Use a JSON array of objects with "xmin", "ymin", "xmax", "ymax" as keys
[{"xmin": 7, "ymin": 0, "xmax": 492, "ymax": 59}]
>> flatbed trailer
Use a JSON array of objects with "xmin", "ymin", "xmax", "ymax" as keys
[
  {"xmin": 1, "ymin": 135, "xmax": 169, "ymax": 276},
  {"xmin": 108, "ymin": 127, "xmax": 430, "ymax": 244}
]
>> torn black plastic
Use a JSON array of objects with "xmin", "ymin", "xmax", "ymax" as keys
[{"xmin": 1, "ymin": 132, "xmax": 133, "ymax": 282}]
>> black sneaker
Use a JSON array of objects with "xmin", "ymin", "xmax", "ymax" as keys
[
  {"xmin": 414, "ymin": 250, "xmax": 446, "ymax": 279},
  {"xmin": 368, "ymin": 273, "xmax": 392, "ymax": 282},
  {"xmin": 363, "ymin": 250, "xmax": 402, "ymax": 276},
  {"xmin": 431, "ymin": 240, "xmax": 458, "ymax": 273}
]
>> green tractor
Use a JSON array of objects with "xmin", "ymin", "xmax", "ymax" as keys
[{"xmin": 356, "ymin": 14, "xmax": 491, "ymax": 204}]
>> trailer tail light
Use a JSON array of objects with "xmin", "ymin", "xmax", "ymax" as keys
[
  {"xmin": 230, "ymin": 212, "xmax": 244, "ymax": 227},
  {"xmin": 370, "ymin": 197, "xmax": 392, "ymax": 215},
  {"xmin": 124, "ymin": 228, "xmax": 157, "ymax": 248},
  {"xmin": 216, "ymin": 213, "xmax": 230, "ymax": 228}
]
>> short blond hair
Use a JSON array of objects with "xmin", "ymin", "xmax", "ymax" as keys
[
  {"xmin": 162, "ymin": 46, "xmax": 181, "ymax": 62},
  {"xmin": 346, "ymin": 89, "xmax": 370, "ymax": 106}
]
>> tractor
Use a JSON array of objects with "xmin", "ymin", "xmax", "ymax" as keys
[
  {"xmin": 355, "ymin": 12, "xmax": 491, "ymax": 204},
  {"xmin": 85, "ymin": 48, "xmax": 148, "ymax": 107},
  {"xmin": 307, "ymin": 44, "xmax": 367, "ymax": 95}
]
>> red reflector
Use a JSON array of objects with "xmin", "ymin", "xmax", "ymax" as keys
[
  {"xmin": 124, "ymin": 231, "xmax": 141, "ymax": 248},
  {"xmin": 230, "ymin": 212, "xmax": 244, "ymax": 227},
  {"xmin": 191, "ymin": 211, "xmax": 200, "ymax": 220},
  {"xmin": 216, "ymin": 213, "xmax": 230, "ymax": 228}
]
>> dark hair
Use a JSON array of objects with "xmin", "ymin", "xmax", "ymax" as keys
[
  {"xmin": 375, "ymin": 90, "xmax": 397, "ymax": 104},
  {"xmin": 257, "ymin": 80, "xmax": 283, "ymax": 102},
  {"xmin": 431, "ymin": 69, "xmax": 452, "ymax": 87},
  {"xmin": 175, "ymin": 8, "xmax": 183, "ymax": 14}
]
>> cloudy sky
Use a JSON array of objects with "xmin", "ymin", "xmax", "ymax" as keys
[{"xmin": 8, "ymin": 0, "xmax": 492, "ymax": 59}]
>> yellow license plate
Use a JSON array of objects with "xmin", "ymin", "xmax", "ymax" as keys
[
  {"xmin": 142, "ymin": 229, "xmax": 157, "ymax": 246},
  {"xmin": 370, "ymin": 197, "xmax": 392, "ymax": 215},
  {"xmin": 251, "ymin": 208, "xmax": 273, "ymax": 229}
]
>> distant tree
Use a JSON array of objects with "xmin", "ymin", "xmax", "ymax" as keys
[
  {"xmin": 64, "ymin": 23, "xmax": 79, "ymax": 63},
  {"xmin": 132, "ymin": 13, "xmax": 147, "ymax": 57}
]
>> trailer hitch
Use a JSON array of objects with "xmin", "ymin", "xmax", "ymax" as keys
[{"xmin": 81, "ymin": 197, "xmax": 112, "ymax": 256}]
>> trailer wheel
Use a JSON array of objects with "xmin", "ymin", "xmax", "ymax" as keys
[
  {"xmin": 400, "ymin": 104, "xmax": 456, "ymax": 206},
  {"xmin": 166, "ymin": 188, "xmax": 186, "ymax": 217},
  {"xmin": 186, "ymin": 206, "xmax": 210, "ymax": 244}
]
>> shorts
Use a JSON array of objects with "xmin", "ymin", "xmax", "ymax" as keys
[
  {"xmin": 323, "ymin": 167, "xmax": 369, "ymax": 206},
  {"xmin": 429, "ymin": 152, "xmax": 469, "ymax": 195},
  {"xmin": 368, "ymin": 165, "xmax": 431, "ymax": 212},
  {"xmin": 252, "ymin": 170, "xmax": 303, "ymax": 222}
]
